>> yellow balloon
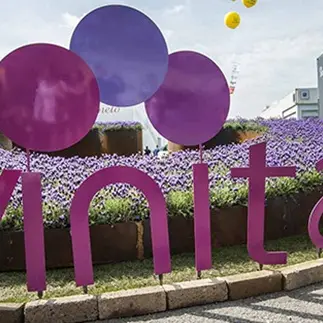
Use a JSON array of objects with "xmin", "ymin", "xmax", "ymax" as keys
[
  {"xmin": 224, "ymin": 12, "xmax": 241, "ymax": 29},
  {"xmin": 242, "ymin": 0, "xmax": 257, "ymax": 8}
]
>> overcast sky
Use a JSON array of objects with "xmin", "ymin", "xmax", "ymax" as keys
[{"xmin": 1, "ymin": 0, "xmax": 323, "ymax": 118}]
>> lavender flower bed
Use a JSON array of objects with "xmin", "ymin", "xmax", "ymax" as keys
[{"xmin": 1, "ymin": 118, "xmax": 323, "ymax": 231}]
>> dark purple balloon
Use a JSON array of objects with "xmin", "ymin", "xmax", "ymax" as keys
[
  {"xmin": 145, "ymin": 51, "xmax": 230, "ymax": 146},
  {"xmin": 70, "ymin": 5, "xmax": 169, "ymax": 107}
]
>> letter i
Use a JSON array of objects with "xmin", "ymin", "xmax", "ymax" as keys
[
  {"xmin": 22, "ymin": 172, "xmax": 46, "ymax": 292},
  {"xmin": 193, "ymin": 164, "xmax": 212, "ymax": 271}
]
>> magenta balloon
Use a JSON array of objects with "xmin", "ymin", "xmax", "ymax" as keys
[
  {"xmin": 145, "ymin": 51, "xmax": 230, "ymax": 146},
  {"xmin": 0, "ymin": 43, "xmax": 100, "ymax": 152}
]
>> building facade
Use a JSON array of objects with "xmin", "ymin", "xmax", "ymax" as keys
[
  {"xmin": 317, "ymin": 53, "xmax": 323, "ymax": 118},
  {"xmin": 260, "ymin": 88, "xmax": 319, "ymax": 120}
]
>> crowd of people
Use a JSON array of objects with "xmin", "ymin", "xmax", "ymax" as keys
[{"xmin": 144, "ymin": 145, "xmax": 168, "ymax": 157}]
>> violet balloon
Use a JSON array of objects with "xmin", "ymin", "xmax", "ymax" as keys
[
  {"xmin": 145, "ymin": 51, "xmax": 230, "ymax": 146},
  {"xmin": 0, "ymin": 43, "xmax": 100, "ymax": 152},
  {"xmin": 70, "ymin": 5, "xmax": 169, "ymax": 107}
]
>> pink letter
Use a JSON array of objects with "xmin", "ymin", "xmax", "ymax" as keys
[
  {"xmin": 308, "ymin": 159, "xmax": 323, "ymax": 248},
  {"xmin": 193, "ymin": 163, "xmax": 212, "ymax": 271},
  {"xmin": 0, "ymin": 169, "xmax": 21, "ymax": 217},
  {"xmin": 70, "ymin": 166, "xmax": 171, "ymax": 287},
  {"xmin": 231, "ymin": 143, "xmax": 296, "ymax": 264},
  {"xmin": 22, "ymin": 172, "xmax": 46, "ymax": 292}
]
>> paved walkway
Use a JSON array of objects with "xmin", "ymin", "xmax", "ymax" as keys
[{"xmin": 109, "ymin": 282, "xmax": 323, "ymax": 323}]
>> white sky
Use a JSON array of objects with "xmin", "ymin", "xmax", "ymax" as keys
[{"xmin": 1, "ymin": 0, "xmax": 323, "ymax": 118}]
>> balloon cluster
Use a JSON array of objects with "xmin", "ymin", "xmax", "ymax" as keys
[
  {"xmin": 225, "ymin": 0, "xmax": 258, "ymax": 29},
  {"xmin": 0, "ymin": 5, "xmax": 231, "ymax": 151}
]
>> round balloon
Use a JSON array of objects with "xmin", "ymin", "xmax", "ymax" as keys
[
  {"xmin": 242, "ymin": 0, "xmax": 257, "ymax": 8},
  {"xmin": 145, "ymin": 51, "xmax": 230, "ymax": 146},
  {"xmin": 0, "ymin": 43, "xmax": 100, "ymax": 152},
  {"xmin": 70, "ymin": 5, "xmax": 169, "ymax": 107},
  {"xmin": 224, "ymin": 12, "xmax": 241, "ymax": 29}
]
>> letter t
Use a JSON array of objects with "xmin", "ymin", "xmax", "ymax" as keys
[{"xmin": 231, "ymin": 142, "xmax": 296, "ymax": 265}]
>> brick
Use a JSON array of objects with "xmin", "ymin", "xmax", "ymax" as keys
[
  {"xmin": 281, "ymin": 259, "xmax": 323, "ymax": 291},
  {"xmin": 98, "ymin": 286, "xmax": 166, "ymax": 320},
  {"xmin": 0, "ymin": 303, "xmax": 24, "ymax": 323},
  {"xmin": 24, "ymin": 295, "xmax": 98, "ymax": 323},
  {"xmin": 163, "ymin": 278, "xmax": 228, "ymax": 310},
  {"xmin": 224, "ymin": 270, "xmax": 282, "ymax": 300}
]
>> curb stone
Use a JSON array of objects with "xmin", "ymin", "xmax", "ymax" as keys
[
  {"xmin": 98, "ymin": 286, "xmax": 166, "ymax": 320},
  {"xmin": 281, "ymin": 259, "xmax": 323, "ymax": 290},
  {"xmin": 0, "ymin": 303, "xmax": 24, "ymax": 323},
  {"xmin": 224, "ymin": 270, "xmax": 282, "ymax": 300},
  {"xmin": 163, "ymin": 278, "xmax": 227, "ymax": 310},
  {"xmin": 3, "ymin": 259, "xmax": 323, "ymax": 322},
  {"xmin": 24, "ymin": 295, "xmax": 98, "ymax": 323}
]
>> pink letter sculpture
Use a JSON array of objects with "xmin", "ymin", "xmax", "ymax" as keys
[
  {"xmin": 193, "ymin": 163, "xmax": 212, "ymax": 271},
  {"xmin": 0, "ymin": 170, "xmax": 21, "ymax": 217},
  {"xmin": 308, "ymin": 159, "xmax": 323, "ymax": 248},
  {"xmin": 231, "ymin": 142, "xmax": 296, "ymax": 264},
  {"xmin": 70, "ymin": 166, "xmax": 171, "ymax": 287},
  {"xmin": 22, "ymin": 172, "xmax": 46, "ymax": 292}
]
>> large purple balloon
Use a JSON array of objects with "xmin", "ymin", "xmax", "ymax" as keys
[
  {"xmin": 70, "ymin": 5, "xmax": 169, "ymax": 107},
  {"xmin": 0, "ymin": 43, "xmax": 100, "ymax": 152},
  {"xmin": 145, "ymin": 51, "xmax": 230, "ymax": 146}
]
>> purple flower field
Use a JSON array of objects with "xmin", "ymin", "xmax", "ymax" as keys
[{"xmin": 1, "ymin": 118, "xmax": 323, "ymax": 230}]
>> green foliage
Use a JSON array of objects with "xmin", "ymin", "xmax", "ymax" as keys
[
  {"xmin": 1, "ymin": 118, "xmax": 323, "ymax": 231},
  {"xmin": 223, "ymin": 120, "xmax": 268, "ymax": 133},
  {"xmin": 1, "ymin": 169, "xmax": 323, "ymax": 231},
  {"xmin": 94, "ymin": 122, "xmax": 143, "ymax": 132},
  {"xmin": 89, "ymin": 198, "xmax": 133, "ymax": 224},
  {"xmin": 204, "ymin": 120, "xmax": 268, "ymax": 147},
  {"xmin": 167, "ymin": 191, "xmax": 194, "ymax": 217}
]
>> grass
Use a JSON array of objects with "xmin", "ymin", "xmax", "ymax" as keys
[{"xmin": 0, "ymin": 234, "xmax": 318, "ymax": 303}]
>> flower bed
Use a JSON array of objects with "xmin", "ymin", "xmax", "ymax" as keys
[
  {"xmin": 12, "ymin": 121, "xmax": 143, "ymax": 158},
  {"xmin": 94, "ymin": 121, "xmax": 143, "ymax": 132},
  {"xmin": 95, "ymin": 121, "xmax": 143, "ymax": 156},
  {"xmin": 0, "ymin": 223, "xmax": 138, "ymax": 271},
  {"xmin": 2, "ymin": 118, "xmax": 323, "ymax": 232},
  {"xmin": 168, "ymin": 119, "xmax": 268, "ymax": 152},
  {"xmin": 48, "ymin": 128, "xmax": 103, "ymax": 158},
  {"xmin": 1, "ymin": 187, "xmax": 321, "ymax": 272},
  {"xmin": 2, "ymin": 117, "xmax": 323, "ymax": 270}
]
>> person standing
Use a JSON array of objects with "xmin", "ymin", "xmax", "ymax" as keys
[
  {"xmin": 144, "ymin": 146, "xmax": 151, "ymax": 155},
  {"xmin": 153, "ymin": 145, "xmax": 160, "ymax": 156}
]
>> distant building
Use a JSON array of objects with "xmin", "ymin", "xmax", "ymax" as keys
[
  {"xmin": 260, "ymin": 88, "xmax": 319, "ymax": 120},
  {"xmin": 317, "ymin": 53, "xmax": 323, "ymax": 117}
]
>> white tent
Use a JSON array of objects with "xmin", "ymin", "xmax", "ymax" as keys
[{"xmin": 96, "ymin": 103, "xmax": 167, "ymax": 150}]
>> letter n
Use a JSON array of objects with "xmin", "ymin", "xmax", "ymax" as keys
[{"xmin": 70, "ymin": 166, "xmax": 171, "ymax": 287}]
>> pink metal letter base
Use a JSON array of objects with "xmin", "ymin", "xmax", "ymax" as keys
[
  {"xmin": 231, "ymin": 143, "xmax": 296, "ymax": 265},
  {"xmin": 308, "ymin": 159, "xmax": 323, "ymax": 248},
  {"xmin": 70, "ymin": 166, "xmax": 171, "ymax": 287},
  {"xmin": 0, "ymin": 170, "xmax": 21, "ymax": 216},
  {"xmin": 22, "ymin": 172, "xmax": 46, "ymax": 292},
  {"xmin": 193, "ymin": 163, "xmax": 212, "ymax": 271}
]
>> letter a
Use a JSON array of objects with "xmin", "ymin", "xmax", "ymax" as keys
[{"xmin": 308, "ymin": 159, "xmax": 323, "ymax": 248}]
